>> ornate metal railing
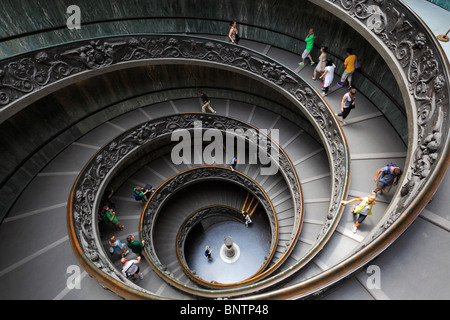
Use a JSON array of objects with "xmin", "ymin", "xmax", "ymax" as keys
[
  {"xmin": 19, "ymin": 34, "xmax": 350, "ymax": 298},
  {"xmin": 67, "ymin": 111, "xmax": 317, "ymax": 298},
  {"xmin": 4, "ymin": 0, "xmax": 447, "ymax": 300},
  {"xmin": 176, "ymin": 205, "xmax": 253, "ymax": 285},
  {"xmin": 244, "ymin": 0, "xmax": 450, "ymax": 299},
  {"xmin": 146, "ymin": 172, "xmax": 277, "ymax": 289}
]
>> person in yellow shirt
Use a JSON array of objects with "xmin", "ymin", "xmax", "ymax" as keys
[
  {"xmin": 341, "ymin": 192, "xmax": 376, "ymax": 233},
  {"xmin": 338, "ymin": 48, "xmax": 357, "ymax": 89}
]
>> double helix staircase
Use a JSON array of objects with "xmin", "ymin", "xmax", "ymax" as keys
[
  {"xmin": 0, "ymin": 0, "xmax": 449, "ymax": 300},
  {"xmin": 0, "ymin": 83, "xmax": 407, "ymax": 299}
]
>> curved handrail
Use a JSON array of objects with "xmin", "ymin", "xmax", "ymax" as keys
[
  {"xmin": 0, "ymin": 15, "xmax": 405, "ymax": 119},
  {"xmin": 143, "ymin": 169, "xmax": 278, "ymax": 289},
  {"xmin": 6, "ymin": 1, "xmax": 447, "ymax": 300},
  {"xmin": 175, "ymin": 205, "xmax": 263, "ymax": 286},
  {"xmin": 240, "ymin": 0, "xmax": 450, "ymax": 299},
  {"xmin": 68, "ymin": 110, "xmax": 346, "ymax": 299},
  {"xmin": 44, "ymin": 34, "xmax": 349, "ymax": 299}
]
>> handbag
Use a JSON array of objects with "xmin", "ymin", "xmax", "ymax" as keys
[{"xmin": 355, "ymin": 60, "xmax": 360, "ymax": 69}]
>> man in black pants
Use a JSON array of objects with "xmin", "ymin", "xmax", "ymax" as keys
[{"xmin": 336, "ymin": 88, "xmax": 356, "ymax": 125}]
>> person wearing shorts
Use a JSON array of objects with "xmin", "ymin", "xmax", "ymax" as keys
[
  {"xmin": 341, "ymin": 193, "xmax": 376, "ymax": 233},
  {"xmin": 373, "ymin": 165, "xmax": 403, "ymax": 193},
  {"xmin": 338, "ymin": 48, "xmax": 357, "ymax": 89},
  {"xmin": 298, "ymin": 28, "xmax": 315, "ymax": 66}
]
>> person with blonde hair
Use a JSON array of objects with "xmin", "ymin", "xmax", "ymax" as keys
[
  {"xmin": 341, "ymin": 193, "xmax": 377, "ymax": 233},
  {"xmin": 109, "ymin": 236, "xmax": 129, "ymax": 257}
]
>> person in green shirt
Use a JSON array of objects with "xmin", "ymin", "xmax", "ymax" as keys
[
  {"xmin": 101, "ymin": 206, "xmax": 124, "ymax": 231},
  {"xmin": 134, "ymin": 186, "xmax": 150, "ymax": 201},
  {"xmin": 126, "ymin": 235, "xmax": 145, "ymax": 263},
  {"xmin": 299, "ymin": 28, "xmax": 315, "ymax": 66}
]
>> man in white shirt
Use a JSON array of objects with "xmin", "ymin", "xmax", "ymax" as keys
[{"xmin": 121, "ymin": 257, "xmax": 143, "ymax": 280}]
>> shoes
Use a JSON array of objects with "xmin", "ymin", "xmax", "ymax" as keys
[
  {"xmin": 298, "ymin": 62, "xmax": 305, "ymax": 66},
  {"xmin": 348, "ymin": 85, "xmax": 352, "ymax": 90},
  {"xmin": 337, "ymin": 82, "xmax": 343, "ymax": 87},
  {"xmin": 310, "ymin": 61, "xmax": 315, "ymax": 65},
  {"xmin": 312, "ymin": 77, "xmax": 316, "ymax": 80},
  {"xmin": 352, "ymin": 225, "xmax": 357, "ymax": 233},
  {"xmin": 213, "ymin": 111, "xmax": 217, "ymax": 114},
  {"xmin": 140, "ymin": 274, "xmax": 143, "ymax": 280}
]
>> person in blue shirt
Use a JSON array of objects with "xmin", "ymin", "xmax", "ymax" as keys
[
  {"xmin": 204, "ymin": 245, "xmax": 212, "ymax": 260},
  {"xmin": 373, "ymin": 164, "xmax": 403, "ymax": 194},
  {"xmin": 229, "ymin": 157, "xmax": 237, "ymax": 171}
]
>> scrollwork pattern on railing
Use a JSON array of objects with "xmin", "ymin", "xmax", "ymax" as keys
[
  {"xmin": 3, "ymin": 36, "xmax": 346, "ymax": 236},
  {"xmin": 23, "ymin": 34, "xmax": 348, "ymax": 297},
  {"xmin": 69, "ymin": 112, "xmax": 311, "ymax": 296},
  {"xmin": 0, "ymin": 37, "xmax": 348, "ymax": 246},
  {"xmin": 176, "ymin": 206, "xmax": 262, "ymax": 286},
  {"xmin": 142, "ymin": 167, "xmax": 278, "ymax": 284}
]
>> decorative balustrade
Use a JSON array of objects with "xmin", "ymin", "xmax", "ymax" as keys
[
  {"xmin": 1, "ymin": 0, "xmax": 447, "ymax": 300},
  {"xmin": 250, "ymin": 0, "xmax": 450, "ymax": 299},
  {"xmin": 147, "ymin": 173, "xmax": 277, "ymax": 289},
  {"xmin": 68, "ymin": 109, "xmax": 345, "ymax": 298},
  {"xmin": 17, "ymin": 34, "xmax": 350, "ymax": 298}
]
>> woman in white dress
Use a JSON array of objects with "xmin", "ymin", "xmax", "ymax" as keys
[
  {"xmin": 320, "ymin": 58, "xmax": 336, "ymax": 96},
  {"xmin": 312, "ymin": 46, "xmax": 327, "ymax": 80}
]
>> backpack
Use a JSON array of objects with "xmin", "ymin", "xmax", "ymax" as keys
[
  {"xmin": 124, "ymin": 262, "xmax": 137, "ymax": 278},
  {"xmin": 386, "ymin": 163, "xmax": 402, "ymax": 174}
]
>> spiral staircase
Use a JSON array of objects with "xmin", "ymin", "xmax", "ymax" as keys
[{"xmin": 0, "ymin": 0, "xmax": 449, "ymax": 301}]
